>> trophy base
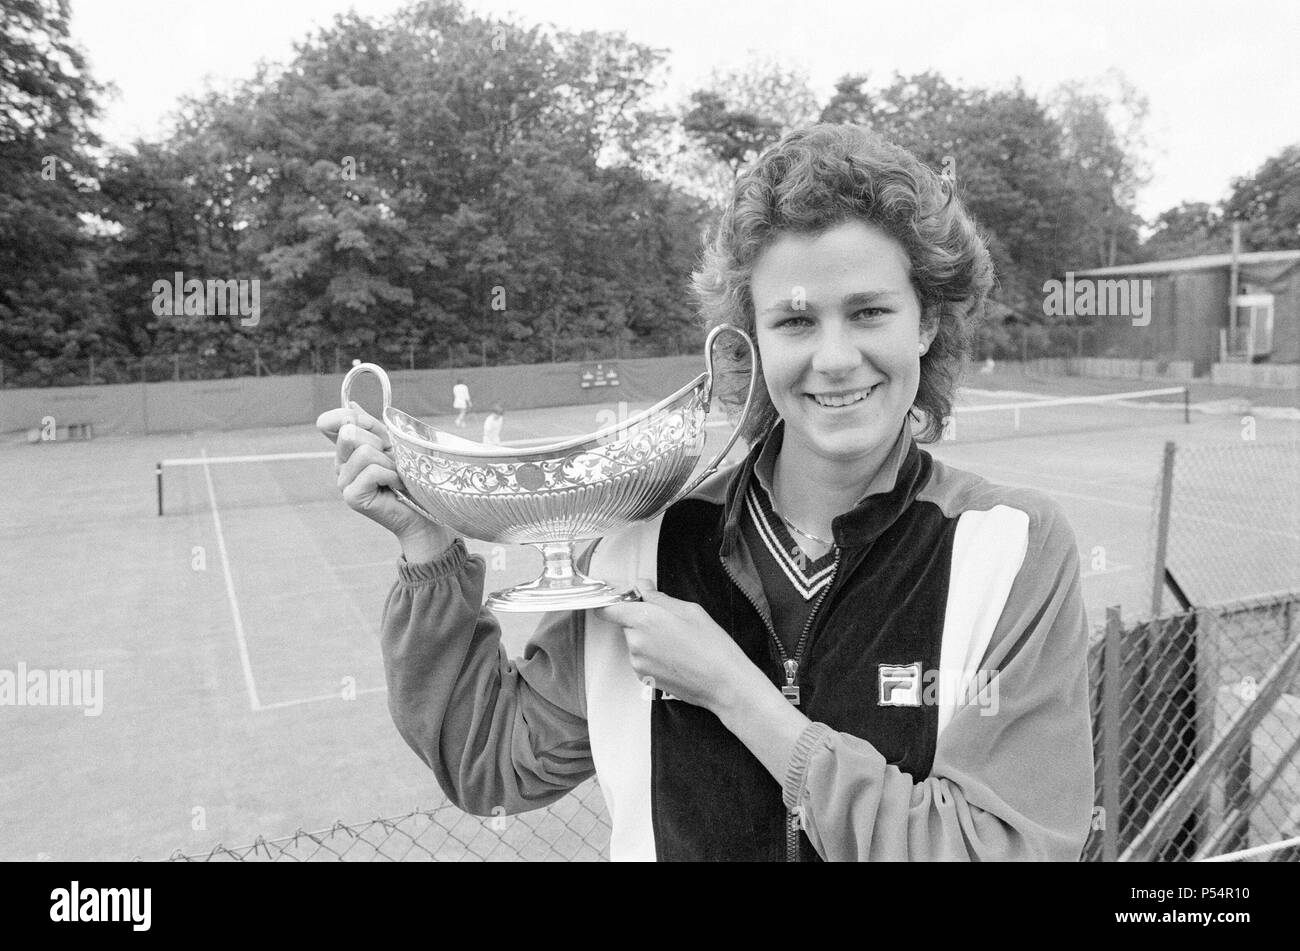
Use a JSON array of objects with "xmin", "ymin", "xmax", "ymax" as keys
[
  {"xmin": 487, "ymin": 581, "xmax": 641, "ymax": 613},
  {"xmin": 485, "ymin": 540, "xmax": 642, "ymax": 613}
]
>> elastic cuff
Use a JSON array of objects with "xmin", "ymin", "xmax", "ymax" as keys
[
  {"xmin": 783, "ymin": 721, "xmax": 835, "ymax": 811},
  {"xmin": 397, "ymin": 537, "xmax": 470, "ymax": 585}
]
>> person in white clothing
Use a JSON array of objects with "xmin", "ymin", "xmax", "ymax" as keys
[
  {"xmin": 452, "ymin": 379, "xmax": 471, "ymax": 428},
  {"xmin": 483, "ymin": 405, "xmax": 504, "ymax": 445}
]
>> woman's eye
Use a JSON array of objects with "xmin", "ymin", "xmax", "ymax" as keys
[
  {"xmin": 775, "ymin": 315, "xmax": 812, "ymax": 329},
  {"xmin": 853, "ymin": 308, "xmax": 889, "ymax": 320}
]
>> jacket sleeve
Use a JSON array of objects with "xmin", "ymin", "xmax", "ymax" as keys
[
  {"xmin": 781, "ymin": 499, "xmax": 1095, "ymax": 861},
  {"xmin": 380, "ymin": 538, "xmax": 595, "ymax": 816}
]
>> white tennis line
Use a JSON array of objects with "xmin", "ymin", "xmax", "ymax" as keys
[
  {"xmin": 1081, "ymin": 561, "xmax": 1133, "ymax": 579},
  {"xmin": 257, "ymin": 685, "xmax": 387, "ymax": 711},
  {"xmin": 200, "ymin": 448, "xmax": 262, "ymax": 712}
]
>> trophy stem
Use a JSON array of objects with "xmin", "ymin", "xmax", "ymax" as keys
[
  {"xmin": 540, "ymin": 540, "xmax": 579, "ymax": 582},
  {"xmin": 485, "ymin": 541, "xmax": 640, "ymax": 613}
]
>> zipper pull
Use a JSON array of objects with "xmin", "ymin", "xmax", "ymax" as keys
[{"xmin": 781, "ymin": 659, "xmax": 801, "ymax": 706}]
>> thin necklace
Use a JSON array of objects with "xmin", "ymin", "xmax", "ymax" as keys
[
  {"xmin": 771, "ymin": 471, "xmax": 834, "ymax": 546},
  {"xmin": 780, "ymin": 513, "xmax": 834, "ymax": 547}
]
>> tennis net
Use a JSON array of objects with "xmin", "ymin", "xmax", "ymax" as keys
[
  {"xmin": 945, "ymin": 386, "xmax": 1189, "ymax": 442},
  {"xmin": 156, "ymin": 451, "xmax": 337, "ymax": 516}
]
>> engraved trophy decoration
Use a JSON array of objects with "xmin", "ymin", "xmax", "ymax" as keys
[{"xmin": 340, "ymin": 325, "xmax": 756, "ymax": 612}]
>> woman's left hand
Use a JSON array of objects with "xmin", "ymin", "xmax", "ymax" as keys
[{"xmin": 595, "ymin": 579, "xmax": 766, "ymax": 713}]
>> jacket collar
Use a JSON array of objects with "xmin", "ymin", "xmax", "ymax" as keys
[{"xmin": 720, "ymin": 419, "xmax": 927, "ymax": 556}]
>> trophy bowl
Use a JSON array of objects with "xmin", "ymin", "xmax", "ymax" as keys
[{"xmin": 341, "ymin": 324, "xmax": 756, "ymax": 612}]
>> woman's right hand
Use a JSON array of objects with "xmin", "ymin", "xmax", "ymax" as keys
[{"xmin": 316, "ymin": 401, "xmax": 454, "ymax": 558}]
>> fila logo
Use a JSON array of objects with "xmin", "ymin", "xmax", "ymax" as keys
[{"xmin": 878, "ymin": 663, "xmax": 923, "ymax": 707}]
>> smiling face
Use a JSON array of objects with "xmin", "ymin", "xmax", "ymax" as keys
[{"xmin": 750, "ymin": 218, "xmax": 935, "ymax": 476}]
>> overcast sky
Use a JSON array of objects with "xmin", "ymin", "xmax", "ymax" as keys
[{"xmin": 70, "ymin": 0, "xmax": 1299, "ymax": 222}]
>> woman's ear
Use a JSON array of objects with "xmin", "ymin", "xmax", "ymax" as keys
[{"xmin": 919, "ymin": 315, "xmax": 940, "ymax": 356}]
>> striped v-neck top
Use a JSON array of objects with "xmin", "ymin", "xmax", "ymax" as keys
[
  {"xmin": 741, "ymin": 478, "xmax": 836, "ymax": 655},
  {"xmin": 739, "ymin": 422, "xmax": 910, "ymax": 655}
]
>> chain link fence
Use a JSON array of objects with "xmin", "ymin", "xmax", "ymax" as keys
[
  {"xmin": 1084, "ymin": 439, "xmax": 1300, "ymax": 861},
  {"xmin": 1083, "ymin": 592, "xmax": 1300, "ymax": 862},
  {"xmin": 163, "ymin": 780, "xmax": 611, "ymax": 862},
  {"xmin": 1158, "ymin": 441, "xmax": 1300, "ymax": 610}
]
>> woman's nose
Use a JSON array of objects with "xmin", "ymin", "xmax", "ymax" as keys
[{"xmin": 810, "ymin": 319, "xmax": 861, "ymax": 376}]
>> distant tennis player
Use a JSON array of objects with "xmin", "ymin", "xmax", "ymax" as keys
[
  {"xmin": 483, "ymin": 405, "xmax": 505, "ymax": 445},
  {"xmin": 452, "ymin": 378, "xmax": 472, "ymax": 428}
]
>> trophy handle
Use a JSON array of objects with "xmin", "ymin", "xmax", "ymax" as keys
[
  {"xmin": 337, "ymin": 362, "xmax": 441, "ymax": 524},
  {"xmin": 340, "ymin": 362, "xmax": 392, "ymax": 414},
  {"xmin": 667, "ymin": 323, "xmax": 758, "ymax": 507}
]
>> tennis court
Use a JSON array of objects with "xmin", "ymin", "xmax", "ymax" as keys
[{"xmin": 1, "ymin": 377, "xmax": 1296, "ymax": 860}]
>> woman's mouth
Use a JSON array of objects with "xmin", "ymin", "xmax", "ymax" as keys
[{"xmin": 807, "ymin": 385, "xmax": 878, "ymax": 408}]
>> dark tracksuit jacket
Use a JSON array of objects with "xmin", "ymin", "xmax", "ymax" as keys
[{"xmin": 379, "ymin": 423, "xmax": 1096, "ymax": 861}]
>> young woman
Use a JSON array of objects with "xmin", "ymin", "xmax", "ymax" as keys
[{"xmin": 319, "ymin": 124, "xmax": 1095, "ymax": 861}]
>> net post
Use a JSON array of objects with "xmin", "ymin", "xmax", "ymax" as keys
[
  {"xmin": 156, "ymin": 462, "xmax": 163, "ymax": 517},
  {"xmin": 1183, "ymin": 386, "xmax": 1189, "ymax": 424},
  {"xmin": 1149, "ymin": 442, "xmax": 1176, "ymax": 617}
]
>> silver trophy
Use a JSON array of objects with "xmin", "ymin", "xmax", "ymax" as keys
[{"xmin": 340, "ymin": 324, "xmax": 756, "ymax": 612}]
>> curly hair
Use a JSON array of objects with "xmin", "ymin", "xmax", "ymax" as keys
[{"xmin": 692, "ymin": 123, "xmax": 994, "ymax": 444}]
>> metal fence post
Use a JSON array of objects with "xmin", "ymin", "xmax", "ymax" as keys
[
  {"xmin": 1103, "ymin": 605, "xmax": 1122, "ymax": 862},
  {"xmin": 1150, "ymin": 442, "xmax": 1176, "ymax": 618},
  {"xmin": 1223, "ymin": 727, "xmax": 1252, "ymax": 854}
]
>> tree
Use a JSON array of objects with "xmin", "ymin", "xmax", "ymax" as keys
[
  {"xmin": 0, "ymin": 0, "xmax": 106, "ymax": 385},
  {"xmin": 682, "ymin": 90, "xmax": 782, "ymax": 178},
  {"xmin": 1224, "ymin": 144, "xmax": 1300, "ymax": 251},
  {"xmin": 94, "ymin": 0, "xmax": 709, "ymax": 378},
  {"xmin": 820, "ymin": 75, "xmax": 875, "ymax": 126},
  {"xmin": 706, "ymin": 58, "xmax": 819, "ymax": 133},
  {"xmin": 1050, "ymin": 71, "xmax": 1150, "ymax": 268},
  {"xmin": 1141, "ymin": 201, "xmax": 1226, "ymax": 260}
]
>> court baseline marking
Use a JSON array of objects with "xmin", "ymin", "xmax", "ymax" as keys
[{"xmin": 258, "ymin": 685, "xmax": 387, "ymax": 711}]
